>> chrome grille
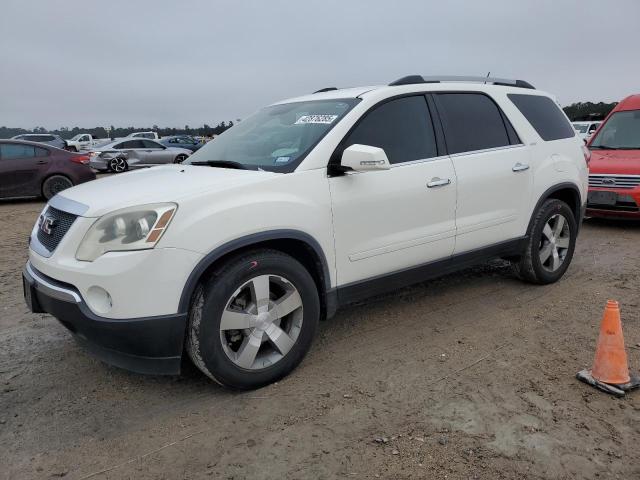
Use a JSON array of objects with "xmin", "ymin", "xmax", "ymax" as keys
[
  {"xmin": 36, "ymin": 206, "xmax": 78, "ymax": 253},
  {"xmin": 589, "ymin": 174, "xmax": 640, "ymax": 189}
]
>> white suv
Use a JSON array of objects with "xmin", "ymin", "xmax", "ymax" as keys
[{"xmin": 23, "ymin": 75, "xmax": 588, "ymax": 389}]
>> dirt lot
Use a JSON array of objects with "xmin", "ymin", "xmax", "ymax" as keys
[{"xmin": 1, "ymin": 199, "xmax": 639, "ymax": 480}]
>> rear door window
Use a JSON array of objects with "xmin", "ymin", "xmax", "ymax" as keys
[
  {"xmin": 435, "ymin": 93, "xmax": 514, "ymax": 154},
  {"xmin": 35, "ymin": 147, "xmax": 49, "ymax": 157},
  {"xmin": 508, "ymin": 94, "xmax": 575, "ymax": 141},
  {"xmin": 142, "ymin": 140, "xmax": 163, "ymax": 149},
  {"xmin": 342, "ymin": 95, "xmax": 438, "ymax": 164},
  {"xmin": 0, "ymin": 143, "xmax": 36, "ymax": 159}
]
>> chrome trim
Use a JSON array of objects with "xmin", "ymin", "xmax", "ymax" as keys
[
  {"xmin": 448, "ymin": 144, "xmax": 526, "ymax": 158},
  {"xmin": 25, "ymin": 262, "xmax": 81, "ymax": 303},
  {"xmin": 588, "ymin": 174, "xmax": 640, "ymax": 189},
  {"xmin": 390, "ymin": 154, "xmax": 450, "ymax": 168},
  {"xmin": 427, "ymin": 177, "xmax": 451, "ymax": 188},
  {"xmin": 512, "ymin": 162, "xmax": 530, "ymax": 172},
  {"xmin": 49, "ymin": 195, "xmax": 90, "ymax": 216}
]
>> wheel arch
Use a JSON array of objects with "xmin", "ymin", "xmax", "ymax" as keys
[
  {"xmin": 178, "ymin": 230, "xmax": 335, "ymax": 320},
  {"xmin": 527, "ymin": 182, "xmax": 583, "ymax": 235}
]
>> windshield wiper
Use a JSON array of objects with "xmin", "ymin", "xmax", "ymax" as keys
[
  {"xmin": 190, "ymin": 160, "xmax": 248, "ymax": 170},
  {"xmin": 590, "ymin": 145, "xmax": 619, "ymax": 150}
]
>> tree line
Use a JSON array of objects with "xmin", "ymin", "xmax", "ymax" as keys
[{"xmin": 0, "ymin": 121, "xmax": 235, "ymax": 140}]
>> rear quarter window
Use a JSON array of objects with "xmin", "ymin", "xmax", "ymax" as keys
[{"xmin": 508, "ymin": 94, "xmax": 575, "ymax": 141}]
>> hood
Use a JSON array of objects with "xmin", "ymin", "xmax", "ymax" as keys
[
  {"xmin": 589, "ymin": 149, "xmax": 640, "ymax": 175},
  {"xmin": 57, "ymin": 165, "xmax": 278, "ymax": 217}
]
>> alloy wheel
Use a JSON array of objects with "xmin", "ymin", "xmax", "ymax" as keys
[
  {"xmin": 539, "ymin": 213, "xmax": 570, "ymax": 272},
  {"xmin": 110, "ymin": 157, "xmax": 127, "ymax": 173},
  {"xmin": 219, "ymin": 274, "xmax": 303, "ymax": 370}
]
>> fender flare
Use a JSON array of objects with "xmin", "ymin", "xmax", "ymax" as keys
[{"xmin": 177, "ymin": 229, "xmax": 332, "ymax": 314}]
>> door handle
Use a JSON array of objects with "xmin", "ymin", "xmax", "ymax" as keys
[
  {"xmin": 512, "ymin": 162, "xmax": 530, "ymax": 172},
  {"xmin": 427, "ymin": 177, "xmax": 451, "ymax": 188},
  {"xmin": 37, "ymin": 160, "xmax": 47, "ymax": 165}
]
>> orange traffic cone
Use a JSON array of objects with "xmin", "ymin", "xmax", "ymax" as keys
[{"xmin": 577, "ymin": 300, "xmax": 639, "ymax": 396}]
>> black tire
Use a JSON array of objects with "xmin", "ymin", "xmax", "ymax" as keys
[
  {"xmin": 174, "ymin": 154, "xmax": 188, "ymax": 164},
  {"xmin": 108, "ymin": 156, "xmax": 128, "ymax": 173},
  {"xmin": 42, "ymin": 175, "xmax": 73, "ymax": 200},
  {"xmin": 513, "ymin": 199, "xmax": 577, "ymax": 284},
  {"xmin": 186, "ymin": 249, "xmax": 320, "ymax": 390}
]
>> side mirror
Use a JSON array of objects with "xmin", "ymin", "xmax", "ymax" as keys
[{"xmin": 341, "ymin": 144, "xmax": 391, "ymax": 172}]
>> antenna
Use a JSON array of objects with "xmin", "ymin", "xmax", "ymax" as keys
[{"xmin": 485, "ymin": 72, "xmax": 490, "ymax": 84}]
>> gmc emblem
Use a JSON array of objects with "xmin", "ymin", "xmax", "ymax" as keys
[{"xmin": 39, "ymin": 215, "xmax": 57, "ymax": 235}]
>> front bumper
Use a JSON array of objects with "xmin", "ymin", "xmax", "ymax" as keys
[
  {"xmin": 586, "ymin": 188, "xmax": 640, "ymax": 219},
  {"xmin": 23, "ymin": 262, "xmax": 187, "ymax": 375}
]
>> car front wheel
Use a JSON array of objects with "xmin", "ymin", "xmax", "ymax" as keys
[
  {"xmin": 513, "ymin": 198, "xmax": 577, "ymax": 284},
  {"xmin": 186, "ymin": 250, "xmax": 320, "ymax": 389}
]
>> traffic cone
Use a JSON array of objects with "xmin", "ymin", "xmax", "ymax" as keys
[{"xmin": 577, "ymin": 300, "xmax": 640, "ymax": 396}]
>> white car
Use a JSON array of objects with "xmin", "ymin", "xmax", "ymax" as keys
[
  {"xmin": 572, "ymin": 121, "xmax": 601, "ymax": 141},
  {"xmin": 65, "ymin": 134, "xmax": 108, "ymax": 152},
  {"xmin": 23, "ymin": 75, "xmax": 588, "ymax": 389}
]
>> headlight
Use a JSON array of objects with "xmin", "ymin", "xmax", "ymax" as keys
[{"xmin": 76, "ymin": 203, "xmax": 177, "ymax": 261}]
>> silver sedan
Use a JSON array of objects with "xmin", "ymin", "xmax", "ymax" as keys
[{"xmin": 89, "ymin": 139, "xmax": 192, "ymax": 173}]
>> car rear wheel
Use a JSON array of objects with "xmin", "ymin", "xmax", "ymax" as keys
[
  {"xmin": 108, "ymin": 156, "xmax": 128, "ymax": 173},
  {"xmin": 186, "ymin": 250, "xmax": 320, "ymax": 390},
  {"xmin": 174, "ymin": 154, "xmax": 188, "ymax": 164},
  {"xmin": 512, "ymin": 198, "xmax": 577, "ymax": 284},
  {"xmin": 42, "ymin": 175, "xmax": 73, "ymax": 200}
]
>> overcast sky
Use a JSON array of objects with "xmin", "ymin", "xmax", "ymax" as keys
[{"xmin": 1, "ymin": 0, "xmax": 639, "ymax": 129}]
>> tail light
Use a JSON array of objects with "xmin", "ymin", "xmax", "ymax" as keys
[
  {"xmin": 71, "ymin": 154, "xmax": 90, "ymax": 164},
  {"xmin": 582, "ymin": 145, "xmax": 591, "ymax": 167}
]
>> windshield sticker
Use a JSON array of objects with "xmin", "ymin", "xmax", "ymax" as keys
[
  {"xmin": 295, "ymin": 114, "xmax": 338, "ymax": 125},
  {"xmin": 275, "ymin": 156, "xmax": 291, "ymax": 164}
]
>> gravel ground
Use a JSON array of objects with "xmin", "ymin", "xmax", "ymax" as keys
[{"xmin": 1, "ymin": 199, "xmax": 639, "ymax": 479}]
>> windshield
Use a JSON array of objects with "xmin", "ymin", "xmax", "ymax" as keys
[
  {"xmin": 572, "ymin": 124, "xmax": 588, "ymax": 133},
  {"xmin": 590, "ymin": 110, "xmax": 640, "ymax": 149},
  {"xmin": 185, "ymin": 99, "xmax": 359, "ymax": 172},
  {"xmin": 70, "ymin": 134, "xmax": 84, "ymax": 141}
]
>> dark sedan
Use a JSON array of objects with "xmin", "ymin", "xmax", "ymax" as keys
[
  {"xmin": 0, "ymin": 140, "xmax": 96, "ymax": 200},
  {"xmin": 160, "ymin": 135, "xmax": 204, "ymax": 152}
]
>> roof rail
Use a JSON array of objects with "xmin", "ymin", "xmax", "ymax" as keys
[
  {"xmin": 313, "ymin": 87, "xmax": 338, "ymax": 93},
  {"xmin": 388, "ymin": 75, "xmax": 535, "ymax": 89}
]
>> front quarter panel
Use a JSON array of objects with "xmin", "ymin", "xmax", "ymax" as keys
[{"xmin": 159, "ymin": 168, "xmax": 337, "ymax": 287}]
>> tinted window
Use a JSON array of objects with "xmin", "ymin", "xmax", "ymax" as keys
[
  {"xmin": 508, "ymin": 94, "xmax": 575, "ymax": 141},
  {"xmin": 143, "ymin": 140, "xmax": 163, "ymax": 148},
  {"xmin": 343, "ymin": 96, "xmax": 437, "ymax": 164},
  {"xmin": 436, "ymin": 93, "xmax": 511, "ymax": 154},
  {"xmin": 0, "ymin": 144, "xmax": 36, "ymax": 159}
]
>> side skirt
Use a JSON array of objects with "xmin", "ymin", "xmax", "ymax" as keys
[{"xmin": 335, "ymin": 237, "xmax": 527, "ymax": 307}]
